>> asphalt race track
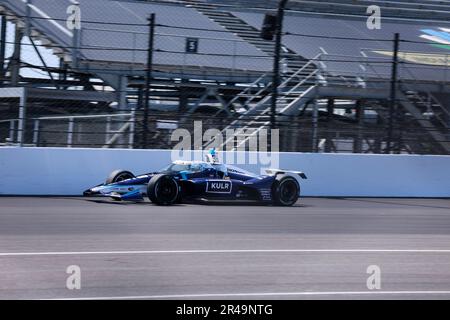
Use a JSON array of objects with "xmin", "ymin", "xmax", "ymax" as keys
[{"xmin": 0, "ymin": 197, "xmax": 449, "ymax": 300}]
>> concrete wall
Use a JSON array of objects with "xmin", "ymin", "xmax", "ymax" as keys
[{"xmin": 0, "ymin": 147, "xmax": 449, "ymax": 197}]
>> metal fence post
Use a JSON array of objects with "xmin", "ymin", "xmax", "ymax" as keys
[
  {"xmin": 386, "ymin": 33, "xmax": 400, "ymax": 154},
  {"xmin": 129, "ymin": 110, "xmax": 136, "ymax": 149},
  {"xmin": 33, "ymin": 119, "xmax": 40, "ymax": 146},
  {"xmin": 25, "ymin": 0, "xmax": 32, "ymax": 37},
  {"xmin": 9, "ymin": 120, "xmax": 16, "ymax": 143},
  {"xmin": 142, "ymin": 13, "xmax": 155, "ymax": 149},
  {"xmin": 270, "ymin": 0, "xmax": 289, "ymax": 134},
  {"xmin": 0, "ymin": 16, "xmax": 7, "ymax": 85}
]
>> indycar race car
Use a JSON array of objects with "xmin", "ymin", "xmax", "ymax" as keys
[{"xmin": 83, "ymin": 149, "xmax": 307, "ymax": 206}]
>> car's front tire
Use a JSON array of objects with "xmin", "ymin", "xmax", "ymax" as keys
[
  {"xmin": 272, "ymin": 174, "xmax": 300, "ymax": 206},
  {"xmin": 106, "ymin": 169, "xmax": 135, "ymax": 184},
  {"xmin": 147, "ymin": 174, "xmax": 180, "ymax": 205}
]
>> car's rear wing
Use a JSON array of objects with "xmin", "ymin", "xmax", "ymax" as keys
[{"xmin": 265, "ymin": 169, "xmax": 307, "ymax": 179}]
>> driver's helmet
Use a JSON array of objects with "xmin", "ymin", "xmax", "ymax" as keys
[{"xmin": 205, "ymin": 148, "xmax": 220, "ymax": 164}]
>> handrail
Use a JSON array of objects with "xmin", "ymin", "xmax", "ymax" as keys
[
  {"xmin": 278, "ymin": 53, "xmax": 321, "ymax": 89},
  {"xmin": 401, "ymin": 64, "xmax": 449, "ymax": 129},
  {"xmin": 204, "ymin": 57, "xmax": 321, "ymax": 149},
  {"xmin": 429, "ymin": 92, "xmax": 450, "ymax": 118},
  {"xmin": 0, "ymin": 113, "xmax": 134, "ymax": 123},
  {"xmin": 223, "ymin": 73, "xmax": 269, "ymax": 110},
  {"xmin": 319, "ymin": 52, "xmax": 360, "ymax": 87},
  {"xmin": 240, "ymin": 54, "xmax": 321, "ymax": 114},
  {"xmin": 284, "ymin": 69, "xmax": 318, "ymax": 94}
]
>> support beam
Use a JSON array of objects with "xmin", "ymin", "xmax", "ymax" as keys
[
  {"xmin": 17, "ymin": 89, "xmax": 28, "ymax": 146},
  {"xmin": 187, "ymin": 88, "xmax": 231, "ymax": 116},
  {"xmin": 270, "ymin": 0, "xmax": 289, "ymax": 132},
  {"xmin": 128, "ymin": 109, "xmax": 136, "ymax": 149},
  {"xmin": 353, "ymin": 100, "xmax": 364, "ymax": 153},
  {"xmin": 142, "ymin": 13, "xmax": 155, "ymax": 149},
  {"xmin": 33, "ymin": 119, "xmax": 40, "ymax": 146},
  {"xmin": 71, "ymin": 2, "xmax": 81, "ymax": 69},
  {"xmin": 118, "ymin": 75, "xmax": 128, "ymax": 110},
  {"xmin": 29, "ymin": 36, "xmax": 59, "ymax": 89},
  {"xmin": 312, "ymin": 99, "xmax": 319, "ymax": 153},
  {"xmin": 59, "ymin": 58, "xmax": 67, "ymax": 82},
  {"xmin": 325, "ymin": 98, "xmax": 334, "ymax": 152},
  {"xmin": 326, "ymin": 98, "xmax": 334, "ymax": 122},
  {"xmin": 9, "ymin": 120, "xmax": 16, "ymax": 143},
  {"xmin": 25, "ymin": 0, "xmax": 32, "ymax": 37},
  {"xmin": 67, "ymin": 118, "xmax": 74, "ymax": 148},
  {"xmin": 179, "ymin": 79, "xmax": 189, "ymax": 112},
  {"xmin": 387, "ymin": 33, "xmax": 400, "ymax": 154},
  {"xmin": 11, "ymin": 25, "xmax": 23, "ymax": 86}
]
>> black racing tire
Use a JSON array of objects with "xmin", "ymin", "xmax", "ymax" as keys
[
  {"xmin": 272, "ymin": 174, "xmax": 300, "ymax": 206},
  {"xmin": 147, "ymin": 174, "xmax": 180, "ymax": 206},
  {"xmin": 106, "ymin": 170, "xmax": 135, "ymax": 184}
]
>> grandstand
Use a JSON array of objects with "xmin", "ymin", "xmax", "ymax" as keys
[
  {"xmin": 0, "ymin": 0, "xmax": 449, "ymax": 154},
  {"xmin": 185, "ymin": 0, "xmax": 450, "ymax": 21}
]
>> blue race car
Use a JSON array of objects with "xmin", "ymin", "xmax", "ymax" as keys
[{"xmin": 83, "ymin": 151, "xmax": 307, "ymax": 206}]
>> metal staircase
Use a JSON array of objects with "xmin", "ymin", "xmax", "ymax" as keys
[
  {"xmin": 204, "ymin": 59, "xmax": 320, "ymax": 150},
  {"xmin": 180, "ymin": 0, "xmax": 450, "ymax": 22},
  {"xmin": 180, "ymin": 0, "xmax": 327, "ymax": 150},
  {"xmin": 403, "ymin": 90, "xmax": 450, "ymax": 131},
  {"xmin": 399, "ymin": 85, "xmax": 450, "ymax": 153},
  {"xmin": 183, "ymin": 0, "xmax": 450, "ymax": 154}
]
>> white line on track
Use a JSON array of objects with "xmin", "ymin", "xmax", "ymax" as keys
[
  {"xmin": 2, "ymin": 249, "xmax": 450, "ymax": 257},
  {"xmin": 46, "ymin": 291, "xmax": 450, "ymax": 300}
]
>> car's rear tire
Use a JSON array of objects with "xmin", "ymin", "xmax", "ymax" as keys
[
  {"xmin": 147, "ymin": 174, "xmax": 180, "ymax": 205},
  {"xmin": 272, "ymin": 174, "xmax": 300, "ymax": 206},
  {"xmin": 106, "ymin": 170, "xmax": 135, "ymax": 184}
]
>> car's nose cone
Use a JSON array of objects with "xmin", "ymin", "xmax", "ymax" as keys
[{"xmin": 83, "ymin": 189, "xmax": 100, "ymax": 196}]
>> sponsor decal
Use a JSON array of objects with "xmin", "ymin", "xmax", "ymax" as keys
[
  {"xmin": 372, "ymin": 50, "xmax": 450, "ymax": 67},
  {"xmin": 371, "ymin": 27, "xmax": 450, "ymax": 67},
  {"xmin": 227, "ymin": 168, "xmax": 244, "ymax": 174},
  {"xmin": 420, "ymin": 28, "xmax": 450, "ymax": 51},
  {"xmin": 259, "ymin": 188, "xmax": 272, "ymax": 201},
  {"xmin": 206, "ymin": 180, "xmax": 232, "ymax": 194}
]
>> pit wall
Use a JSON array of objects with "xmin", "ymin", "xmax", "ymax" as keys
[{"xmin": 0, "ymin": 147, "xmax": 449, "ymax": 197}]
